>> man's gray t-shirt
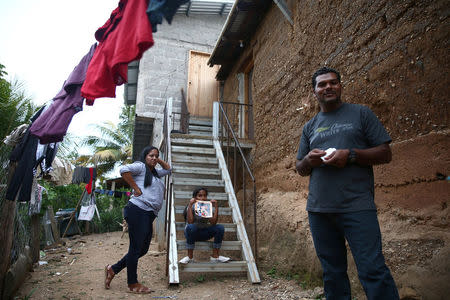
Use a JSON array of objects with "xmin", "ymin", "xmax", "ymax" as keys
[{"xmin": 297, "ymin": 103, "xmax": 391, "ymax": 212}]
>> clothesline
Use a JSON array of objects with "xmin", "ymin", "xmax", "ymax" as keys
[{"xmin": 94, "ymin": 189, "xmax": 131, "ymax": 198}]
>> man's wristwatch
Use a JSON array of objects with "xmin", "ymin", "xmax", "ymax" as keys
[{"xmin": 347, "ymin": 149, "xmax": 357, "ymax": 165}]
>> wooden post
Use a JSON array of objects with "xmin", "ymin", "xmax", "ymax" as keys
[
  {"xmin": 0, "ymin": 162, "xmax": 18, "ymax": 296},
  {"xmin": 85, "ymin": 221, "xmax": 90, "ymax": 234},
  {"xmin": 30, "ymin": 215, "xmax": 40, "ymax": 263},
  {"xmin": 47, "ymin": 206, "xmax": 60, "ymax": 244},
  {"xmin": 62, "ymin": 190, "xmax": 84, "ymax": 238},
  {"xmin": 0, "ymin": 199, "xmax": 16, "ymax": 296}
]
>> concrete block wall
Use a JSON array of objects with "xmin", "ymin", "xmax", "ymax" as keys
[{"xmin": 136, "ymin": 14, "xmax": 226, "ymax": 147}]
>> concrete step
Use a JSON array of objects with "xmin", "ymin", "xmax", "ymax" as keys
[
  {"xmin": 174, "ymin": 206, "xmax": 232, "ymax": 215},
  {"xmin": 172, "ymin": 166, "xmax": 221, "ymax": 176},
  {"xmin": 171, "ymin": 146, "xmax": 215, "ymax": 155},
  {"xmin": 176, "ymin": 222, "xmax": 236, "ymax": 232},
  {"xmin": 189, "ymin": 125, "xmax": 212, "ymax": 132},
  {"xmin": 171, "ymin": 137, "xmax": 214, "ymax": 147},
  {"xmin": 172, "ymin": 155, "xmax": 218, "ymax": 165},
  {"xmin": 173, "ymin": 177, "xmax": 224, "ymax": 187},
  {"xmin": 179, "ymin": 261, "xmax": 247, "ymax": 272},
  {"xmin": 174, "ymin": 190, "xmax": 228, "ymax": 202},
  {"xmin": 188, "ymin": 131, "xmax": 212, "ymax": 137},
  {"xmin": 189, "ymin": 118, "xmax": 212, "ymax": 127},
  {"xmin": 176, "ymin": 240, "xmax": 241, "ymax": 251}
]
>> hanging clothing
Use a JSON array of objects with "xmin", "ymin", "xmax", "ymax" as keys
[
  {"xmin": 72, "ymin": 167, "xmax": 97, "ymax": 185},
  {"xmin": 3, "ymin": 124, "xmax": 29, "ymax": 147},
  {"xmin": 6, "ymin": 107, "xmax": 45, "ymax": 202},
  {"xmin": 146, "ymin": 0, "xmax": 189, "ymax": 33},
  {"xmin": 85, "ymin": 167, "xmax": 94, "ymax": 194},
  {"xmin": 78, "ymin": 189, "xmax": 99, "ymax": 221},
  {"xmin": 81, "ymin": 0, "xmax": 154, "ymax": 103},
  {"xmin": 29, "ymin": 179, "xmax": 47, "ymax": 215},
  {"xmin": 29, "ymin": 44, "xmax": 96, "ymax": 144},
  {"xmin": 36, "ymin": 142, "xmax": 58, "ymax": 176}
]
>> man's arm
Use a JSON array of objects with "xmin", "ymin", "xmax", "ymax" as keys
[
  {"xmin": 296, "ymin": 149, "xmax": 327, "ymax": 176},
  {"xmin": 352, "ymin": 143, "xmax": 392, "ymax": 165},
  {"xmin": 323, "ymin": 143, "xmax": 392, "ymax": 167}
]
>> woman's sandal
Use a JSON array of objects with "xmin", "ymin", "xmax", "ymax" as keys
[
  {"xmin": 127, "ymin": 283, "xmax": 153, "ymax": 294},
  {"xmin": 104, "ymin": 265, "xmax": 115, "ymax": 289}
]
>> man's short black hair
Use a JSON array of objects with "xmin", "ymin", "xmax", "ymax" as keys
[{"xmin": 312, "ymin": 67, "xmax": 341, "ymax": 89}]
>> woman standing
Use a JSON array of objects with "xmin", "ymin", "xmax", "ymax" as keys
[{"xmin": 104, "ymin": 146, "xmax": 171, "ymax": 294}]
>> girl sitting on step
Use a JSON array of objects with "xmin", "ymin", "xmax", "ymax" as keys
[{"xmin": 179, "ymin": 187, "xmax": 230, "ymax": 264}]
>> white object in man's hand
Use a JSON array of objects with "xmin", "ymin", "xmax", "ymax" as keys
[{"xmin": 321, "ymin": 148, "xmax": 336, "ymax": 161}]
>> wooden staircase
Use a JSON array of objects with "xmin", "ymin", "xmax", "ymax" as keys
[{"xmin": 167, "ymin": 117, "xmax": 260, "ymax": 283}]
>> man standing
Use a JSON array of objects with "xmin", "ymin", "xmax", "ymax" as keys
[{"xmin": 296, "ymin": 67, "xmax": 399, "ymax": 299}]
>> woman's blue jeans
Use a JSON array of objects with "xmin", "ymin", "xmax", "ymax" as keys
[
  {"xmin": 111, "ymin": 202, "xmax": 156, "ymax": 285},
  {"xmin": 184, "ymin": 223, "xmax": 225, "ymax": 249},
  {"xmin": 308, "ymin": 210, "xmax": 399, "ymax": 300}
]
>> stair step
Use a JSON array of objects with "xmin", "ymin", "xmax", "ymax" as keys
[
  {"xmin": 173, "ymin": 178, "xmax": 224, "ymax": 187},
  {"xmin": 172, "ymin": 155, "xmax": 218, "ymax": 164},
  {"xmin": 189, "ymin": 118, "xmax": 212, "ymax": 127},
  {"xmin": 174, "ymin": 191, "xmax": 228, "ymax": 202},
  {"xmin": 175, "ymin": 206, "xmax": 232, "ymax": 215},
  {"xmin": 171, "ymin": 137, "xmax": 213, "ymax": 147},
  {"xmin": 172, "ymin": 146, "xmax": 215, "ymax": 155},
  {"xmin": 172, "ymin": 166, "xmax": 220, "ymax": 176},
  {"xmin": 176, "ymin": 240, "xmax": 241, "ymax": 250},
  {"xmin": 179, "ymin": 261, "xmax": 247, "ymax": 272},
  {"xmin": 176, "ymin": 222, "xmax": 236, "ymax": 232},
  {"xmin": 189, "ymin": 125, "xmax": 212, "ymax": 132},
  {"xmin": 188, "ymin": 131, "xmax": 212, "ymax": 137}
]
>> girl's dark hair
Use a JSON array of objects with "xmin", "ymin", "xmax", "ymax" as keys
[
  {"xmin": 140, "ymin": 146, "xmax": 160, "ymax": 187},
  {"xmin": 192, "ymin": 187, "xmax": 208, "ymax": 198}
]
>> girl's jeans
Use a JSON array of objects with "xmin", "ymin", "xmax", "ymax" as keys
[{"xmin": 184, "ymin": 223, "xmax": 225, "ymax": 249}]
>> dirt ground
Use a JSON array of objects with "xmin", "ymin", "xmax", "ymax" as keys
[{"xmin": 14, "ymin": 231, "xmax": 325, "ymax": 300}]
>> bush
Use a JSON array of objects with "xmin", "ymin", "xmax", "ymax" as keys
[
  {"xmin": 39, "ymin": 182, "xmax": 130, "ymax": 234},
  {"xmin": 92, "ymin": 206, "xmax": 123, "ymax": 233},
  {"xmin": 40, "ymin": 182, "xmax": 84, "ymax": 213}
]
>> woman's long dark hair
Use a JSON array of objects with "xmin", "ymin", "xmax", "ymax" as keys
[{"xmin": 139, "ymin": 146, "xmax": 160, "ymax": 187}]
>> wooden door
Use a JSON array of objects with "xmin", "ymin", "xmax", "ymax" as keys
[{"xmin": 187, "ymin": 51, "xmax": 219, "ymax": 117}]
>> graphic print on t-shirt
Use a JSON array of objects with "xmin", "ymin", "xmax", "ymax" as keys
[{"xmin": 311, "ymin": 122, "xmax": 354, "ymax": 144}]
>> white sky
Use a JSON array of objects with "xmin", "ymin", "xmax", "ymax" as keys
[{"xmin": 0, "ymin": 0, "xmax": 124, "ymax": 154}]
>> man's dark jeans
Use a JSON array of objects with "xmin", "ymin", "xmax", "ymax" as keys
[
  {"xmin": 308, "ymin": 210, "xmax": 399, "ymax": 300},
  {"xmin": 112, "ymin": 202, "xmax": 156, "ymax": 284}
]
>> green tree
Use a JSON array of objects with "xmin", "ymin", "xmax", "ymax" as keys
[
  {"xmin": 0, "ymin": 63, "xmax": 39, "ymax": 141},
  {"xmin": 75, "ymin": 105, "xmax": 135, "ymax": 180},
  {"xmin": 0, "ymin": 64, "xmax": 39, "ymax": 184}
]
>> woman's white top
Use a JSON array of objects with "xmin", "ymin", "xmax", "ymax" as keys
[{"xmin": 120, "ymin": 161, "xmax": 171, "ymax": 213}]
